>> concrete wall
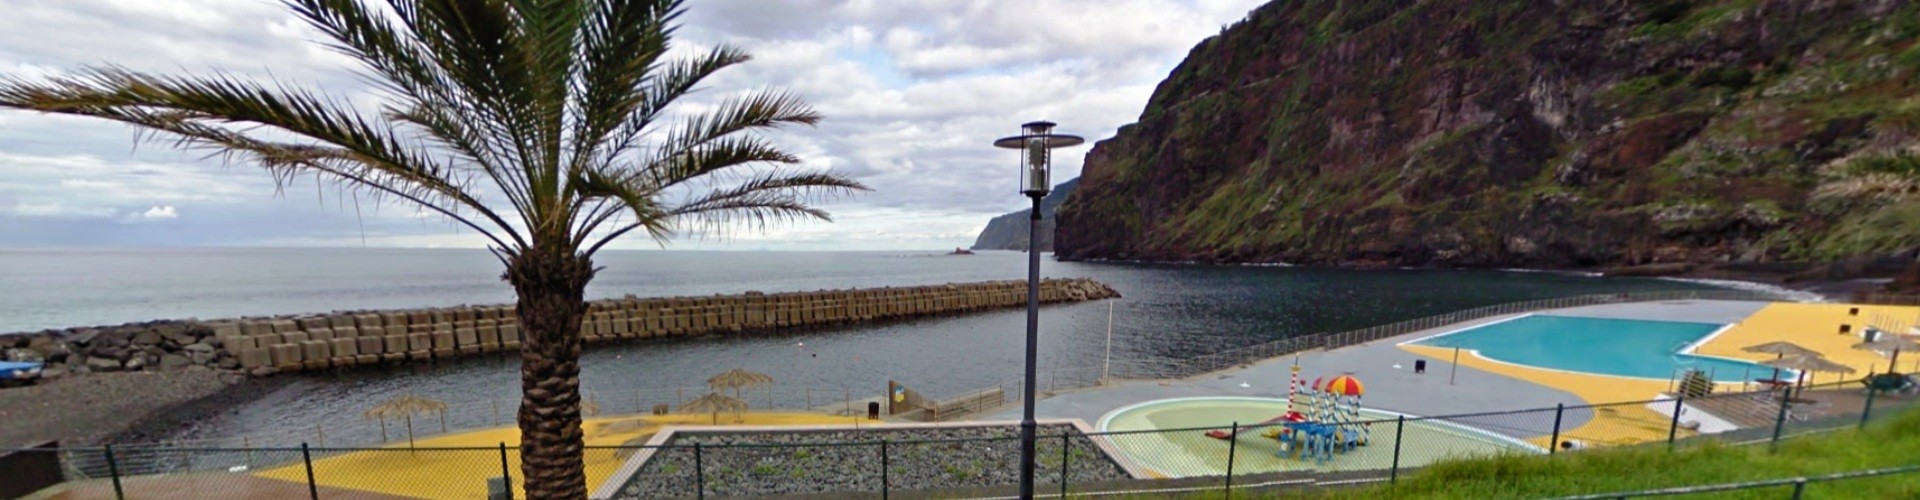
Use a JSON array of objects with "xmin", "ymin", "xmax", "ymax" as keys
[{"xmin": 215, "ymin": 278, "xmax": 1118, "ymax": 375}]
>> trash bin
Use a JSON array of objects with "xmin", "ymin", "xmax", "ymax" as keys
[
  {"xmin": 1414, "ymin": 360, "xmax": 1426, "ymax": 374},
  {"xmin": 867, "ymin": 401, "xmax": 880, "ymax": 420}
]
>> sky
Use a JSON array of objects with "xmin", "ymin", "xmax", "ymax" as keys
[{"xmin": 0, "ymin": 0, "xmax": 1265, "ymax": 251}]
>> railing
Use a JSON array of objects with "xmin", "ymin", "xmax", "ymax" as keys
[
  {"xmin": 21, "ymin": 375, "xmax": 1912, "ymax": 499},
  {"xmin": 1043, "ymin": 289, "xmax": 1798, "ymax": 392}
]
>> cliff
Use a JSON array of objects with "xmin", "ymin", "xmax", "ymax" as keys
[
  {"xmin": 1056, "ymin": 0, "xmax": 1920, "ymax": 271},
  {"xmin": 970, "ymin": 178, "xmax": 1079, "ymax": 251}
]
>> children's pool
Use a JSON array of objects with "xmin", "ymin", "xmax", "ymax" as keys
[
  {"xmin": 1410, "ymin": 315, "xmax": 1777, "ymax": 382},
  {"xmin": 1096, "ymin": 397, "xmax": 1539, "ymax": 478}
]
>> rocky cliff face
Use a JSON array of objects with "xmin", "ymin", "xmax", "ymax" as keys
[
  {"xmin": 970, "ymin": 178, "xmax": 1079, "ymax": 251},
  {"xmin": 1057, "ymin": 0, "xmax": 1920, "ymax": 270}
]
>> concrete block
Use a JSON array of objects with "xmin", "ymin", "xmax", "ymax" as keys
[
  {"xmin": 209, "ymin": 322, "xmax": 242, "ymax": 339},
  {"xmin": 455, "ymin": 328, "xmax": 478, "ymax": 347},
  {"xmin": 455, "ymin": 309, "xmax": 476, "ymax": 323},
  {"xmin": 408, "ymin": 311, "xmax": 431, "ymax": 325},
  {"xmin": 239, "ymin": 347, "xmax": 272, "ymax": 369},
  {"xmin": 296, "ymin": 317, "xmax": 330, "ymax": 330},
  {"xmin": 379, "ymin": 313, "xmax": 407, "ymax": 328},
  {"xmin": 333, "ymin": 326, "xmax": 358, "ymax": 338},
  {"xmin": 477, "ymin": 325, "xmax": 501, "ymax": 346},
  {"xmin": 354, "ymin": 354, "xmax": 379, "ymax": 365},
  {"xmin": 270, "ymin": 344, "xmax": 303, "ymax": 367},
  {"xmin": 240, "ymin": 320, "xmax": 274, "ymax": 336},
  {"xmin": 307, "ymin": 328, "xmax": 334, "ymax": 342},
  {"xmin": 330, "ymin": 338, "xmax": 359, "ymax": 358},
  {"xmin": 431, "ymin": 310, "xmax": 453, "ymax": 324},
  {"xmin": 229, "ymin": 335, "xmax": 259, "ymax": 351},
  {"xmin": 280, "ymin": 331, "xmax": 310, "ymax": 345},
  {"xmin": 500, "ymin": 324, "xmax": 520, "ymax": 343},
  {"xmin": 408, "ymin": 332, "xmax": 432, "ymax": 352},
  {"xmin": 384, "ymin": 334, "xmax": 408, "ymax": 354},
  {"xmin": 355, "ymin": 314, "xmax": 382, "ymax": 328},
  {"xmin": 300, "ymin": 339, "xmax": 331, "ymax": 361},
  {"xmin": 358, "ymin": 336, "xmax": 384, "ymax": 355},
  {"xmin": 432, "ymin": 331, "xmax": 456, "ymax": 350},
  {"xmin": 270, "ymin": 319, "xmax": 298, "ymax": 333},
  {"xmin": 384, "ymin": 325, "xmax": 406, "ymax": 338}
]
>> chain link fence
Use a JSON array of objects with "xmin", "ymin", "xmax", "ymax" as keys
[{"xmin": 15, "ymin": 375, "xmax": 1912, "ymax": 499}]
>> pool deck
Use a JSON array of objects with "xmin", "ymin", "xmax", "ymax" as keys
[{"xmin": 989, "ymin": 300, "xmax": 1781, "ymax": 446}]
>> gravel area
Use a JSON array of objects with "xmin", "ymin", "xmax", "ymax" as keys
[
  {"xmin": 0, "ymin": 370, "xmax": 255, "ymax": 448},
  {"xmin": 617, "ymin": 424, "xmax": 1130, "ymax": 498}
]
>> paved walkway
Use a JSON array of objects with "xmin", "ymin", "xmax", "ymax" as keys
[{"xmin": 991, "ymin": 300, "xmax": 1775, "ymax": 444}]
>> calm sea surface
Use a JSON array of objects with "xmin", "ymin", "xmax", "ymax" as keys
[{"xmin": 0, "ymin": 248, "xmax": 1727, "ymax": 442}]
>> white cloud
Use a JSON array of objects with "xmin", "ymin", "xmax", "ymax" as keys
[
  {"xmin": 137, "ymin": 205, "xmax": 179, "ymax": 219},
  {"xmin": 0, "ymin": 0, "xmax": 1269, "ymax": 250}
]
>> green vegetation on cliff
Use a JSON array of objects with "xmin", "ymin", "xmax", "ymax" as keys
[{"xmin": 1057, "ymin": 0, "xmax": 1920, "ymax": 269}]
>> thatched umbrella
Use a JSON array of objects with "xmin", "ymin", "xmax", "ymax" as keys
[
  {"xmin": 1760, "ymin": 355, "xmax": 1858, "ymax": 398},
  {"xmin": 1742, "ymin": 341, "xmax": 1821, "ymax": 383},
  {"xmin": 582, "ymin": 398, "xmax": 602, "ymax": 418},
  {"xmin": 707, "ymin": 368, "xmax": 774, "ymax": 403},
  {"xmin": 363, "ymin": 394, "xmax": 448, "ymax": 450},
  {"xmin": 679, "ymin": 392, "xmax": 748, "ymax": 425},
  {"xmin": 1853, "ymin": 336, "xmax": 1920, "ymax": 373}
]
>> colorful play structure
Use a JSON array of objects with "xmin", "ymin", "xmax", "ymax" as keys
[{"xmin": 1206, "ymin": 365, "xmax": 1370, "ymax": 464}]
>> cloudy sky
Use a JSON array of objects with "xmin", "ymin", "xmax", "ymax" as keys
[{"xmin": 0, "ymin": 0, "xmax": 1263, "ymax": 251}]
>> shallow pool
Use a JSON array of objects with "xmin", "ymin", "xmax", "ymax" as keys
[
  {"xmin": 1411, "ymin": 315, "xmax": 1776, "ymax": 382},
  {"xmin": 1096, "ymin": 397, "xmax": 1538, "ymax": 477}
]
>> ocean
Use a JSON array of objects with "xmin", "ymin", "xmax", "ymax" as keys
[{"xmin": 0, "ymin": 247, "xmax": 1727, "ymax": 443}]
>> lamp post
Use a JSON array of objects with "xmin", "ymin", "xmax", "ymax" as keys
[{"xmin": 993, "ymin": 120, "xmax": 1084, "ymax": 499}]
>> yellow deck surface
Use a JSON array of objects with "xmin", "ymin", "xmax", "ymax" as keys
[
  {"xmin": 1397, "ymin": 302, "xmax": 1920, "ymax": 448},
  {"xmin": 255, "ymin": 412, "xmax": 861, "ymax": 499},
  {"xmin": 1694, "ymin": 303, "xmax": 1920, "ymax": 376},
  {"xmin": 1398, "ymin": 343, "xmax": 1689, "ymax": 448}
]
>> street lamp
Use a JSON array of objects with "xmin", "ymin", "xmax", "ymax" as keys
[{"xmin": 992, "ymin": 120, "xmax": 1084, "ymax": 499}]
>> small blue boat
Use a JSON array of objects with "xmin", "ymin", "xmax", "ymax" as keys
[{"xmin": 0, "ymin": 360, "xmax": 42, "ymax": 380}]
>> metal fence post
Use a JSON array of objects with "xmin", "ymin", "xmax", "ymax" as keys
[
  {"xmin": 499, "ymin": 442, "xmax": 514, "ymax": 500},
  {"xmin": 1390, "ymin": 415, "xmax": 1405, "ymax": 483},
  {"xmin": 1791, "ymin": 478, "xmax": 1807, "ymax": 499},
  {"xmin": 1667, "ymin": 396, "xmax": 1684, "ymax": 450},
  {"xmin": 880, "ymin": 439, "xmax": 890, "ymax": 500},
  {"xmin": 1061, "ymin": 432, "xmax": 1071, "ymax": 498},
  {"xmin": 104, "ymin": 444, "xmax": 125, "ymax": 500},
  {"xmin": 1549, "ymin": 404, "xmax": 1564, "ymax": 454},
  {"xmin": 302, "ymin": 442, "xmax": 319, "ymax": 500},
  {"xmin": 1770, "ymin": 389, "xmax": 1791, "ymax": 453},
  {"xmin": 694, "ymin": 443, "xmax": 706, "ymax": 500},
  {"xmin": 1224, "ymin": 422, "xmax": 1238, "ymax": 497},
  {"xmin": 1861, "ymin": 385, "xmax": 1879, "ymax": 429}
]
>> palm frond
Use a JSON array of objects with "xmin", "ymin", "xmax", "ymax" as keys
[{"xmin": 0, "ymin": 67, "xmax": 527, "ymax": 250}]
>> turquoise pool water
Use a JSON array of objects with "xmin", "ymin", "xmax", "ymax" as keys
[{"xmin": 1412, "ymin": 315, "xmax": 1777, "ymax": 382}]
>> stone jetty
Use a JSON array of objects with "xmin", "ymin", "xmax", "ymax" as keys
[{"xmin": 0, "ymin": 278, "xmax": 1119, "ymax": 380}]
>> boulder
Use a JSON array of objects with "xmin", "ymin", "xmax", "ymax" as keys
[
  {"xmin": 126, "ymin": 355, "xmax": 150, "ymax": 371},
  {"xmin": 39, "ymin": 365, "xmax": 65, "ymax": 380},
  {"xmin": 4, "ymin": 348, "xmax": 41, "ymax": 362},
  {"xmin": 132, "ymin": 330, "xmax": 164, "ymax": 346},
  {"xmin": 216, "ymin": 357, "xmax": 242, "ymax": 370},
  {"xmin": 68, "ymin": 328, "xmax": 101, "ymax": 345},
  {"xmin": 86, "ymin": 356, "xmax": 123, "ymax": 372},
  {"xmin": 160, "ymin": 353, "xmax": 193, "ymax": 369},
  {"xmin": 183, "ymin": 342, "xmax": 215, "ymax": 354}
]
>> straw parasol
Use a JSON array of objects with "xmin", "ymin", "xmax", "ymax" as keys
[
  {"xmin": 1742, "ymin": 341, "xmax": 1821, "ymax": 382},
  {"xmin": 1853, "ymin": 336, "xmax": 1920, "ymax": 372},
  {"xmin": 707, "ymin": 368, "xmax": 774, "ymax": 403},
  {"xmin": 363, "ymin": 394, "xmax": 448, "ymax": 449},
  {"xmin": 679, "ymin": 392, "xmax": 748, "ymax": 424},
  {"xmin": 1760, "ymin": 355, "xmax": 1858, "ymax": 398},
  {"xmin": 582, "ymin": 398, "xmax": 602, "ymax": 418}
]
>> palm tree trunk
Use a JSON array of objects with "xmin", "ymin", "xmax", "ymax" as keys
[{"xmin": 507, "ymin": 245, "xmax": 596, "ymax": 500}]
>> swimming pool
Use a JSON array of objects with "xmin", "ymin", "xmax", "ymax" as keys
[{"xmin": 1410, "ymin": 315, "xmax": 1778, "ymax": 382}]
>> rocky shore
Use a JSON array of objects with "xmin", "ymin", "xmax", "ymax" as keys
[
  {"xmin": 0, "ymin": 370, "xmax": 250, "ymax": 448},
  {"xmin": 619, "ymin": 425, "xmax": 1129, "ymax": 498}
]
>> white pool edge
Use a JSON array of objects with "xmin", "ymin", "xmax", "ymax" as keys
[{"xmin": 1402, "ymin": 315, "xmax": 1781, "ymax": 384}]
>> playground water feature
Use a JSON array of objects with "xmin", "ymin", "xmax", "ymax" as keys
[
  {"xmin": 1096, "ymin": 397, "xmax": 1539, "ymax": 478},
  {"xmin": 1409, "ymin": 315, "xmax": 1779, "ymax": 383}
]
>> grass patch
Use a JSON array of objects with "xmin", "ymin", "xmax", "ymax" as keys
[{"xmin": 1245, "ymin": 407, "xmax": 1920, "ymax": 498}]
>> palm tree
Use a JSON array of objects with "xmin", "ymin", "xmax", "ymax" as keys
[{"xmin": 0, "ymin": 1, "xmax": 865, "ymax": 497}]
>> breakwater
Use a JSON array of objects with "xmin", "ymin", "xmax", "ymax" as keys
[{"xmin": 1, "ymin": 279, "xmax": 1119, "ymax": 379}]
